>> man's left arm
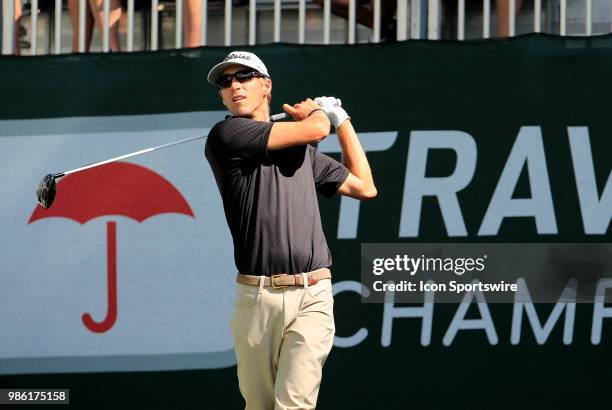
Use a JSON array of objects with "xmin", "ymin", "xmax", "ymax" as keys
[
  {"xmin": 335, "ymin": 120, "xmax": 377, "ymax": 200},
  {"xmin": 316, "ymin": 97, "xmax": 377, "ymax": 201}
]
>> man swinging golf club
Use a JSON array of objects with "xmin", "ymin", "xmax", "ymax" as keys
[{"xmin": 205, "ymin": 51, "xmax": 377, "ymax": 410}]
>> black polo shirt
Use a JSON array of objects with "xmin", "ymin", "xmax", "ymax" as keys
[{"xmin": 205, "ymin": 116, "xmax": 349, "ymax": 276}]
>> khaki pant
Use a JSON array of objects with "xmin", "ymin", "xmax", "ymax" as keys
[{"xmin": 231, "ymin": 275, "xmax": 335, "ymax": 410}]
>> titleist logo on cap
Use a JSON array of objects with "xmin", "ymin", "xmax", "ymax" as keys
[{"xmin": 224, "ymin": 53, "xmax": 251, "ymax": 62}]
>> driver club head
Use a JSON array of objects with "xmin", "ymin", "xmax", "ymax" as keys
[{"xmin": 36, "ymin": 173, "xmax": 62, "ymax": 209}]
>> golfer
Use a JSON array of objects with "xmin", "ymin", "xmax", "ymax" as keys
[{"xmin": 205, "ymin": 51, "xmax": 377, "ymax": 410}]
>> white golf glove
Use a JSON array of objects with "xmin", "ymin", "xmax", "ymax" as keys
[{"xmin": 314, "ymin": 96, "xmax": 350, "ymax": 128}]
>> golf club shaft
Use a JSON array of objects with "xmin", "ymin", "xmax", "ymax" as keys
[
  {"xmin": 62, "ymin": 135, "xmax": 205, "ymax": 176},
  {"xmin": 61, "ymin": 112, "xmax": 292, "ymax": 176}
]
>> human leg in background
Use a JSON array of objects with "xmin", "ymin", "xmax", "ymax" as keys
[
  {"xmin": 13, "ymin": 0, "xmax": 22, "ymax": 55},
  {"xmin": 496, "ymin": 0, "xmax": 523, "ymax": 37},
  {"xmin": 68, "ymin": 0, "xmax": 95, "ymax": 52},
  {"xmin": 88, "ymin": 0, "xmax": 122, "ymax": 50},
  {"xmin": 183, "ymin": 0, "xmax": 201, "ymax": 48}
]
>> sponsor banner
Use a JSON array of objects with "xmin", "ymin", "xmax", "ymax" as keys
[{"xmin": 0, "ymin": 112, "xmax": 238, "ymax": 373}]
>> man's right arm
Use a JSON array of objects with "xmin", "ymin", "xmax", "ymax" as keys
[{"xmin": 267, "ymin": 99, "xmax": 331, "ymax": 150}]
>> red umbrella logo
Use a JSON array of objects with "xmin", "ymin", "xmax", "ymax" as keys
[{"xmin": 29, "ymin": 162, "xmax": 195, "ymax": 333}]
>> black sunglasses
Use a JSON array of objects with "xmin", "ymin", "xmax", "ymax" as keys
[{"xmin": 217, "ymin": 69, "xmax": 267, "ymax": 89}]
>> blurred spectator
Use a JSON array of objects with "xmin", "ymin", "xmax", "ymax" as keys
[
  {"xmin": 16, "ymin": 0, "xmax": 22, "ymax": 54},
  {"xmin": 68, "ymin": 0, "xmax": 121, "ymax": 52},
  {"xmin": 311, "ymin": 0, "xmax": 397, "ymax": 42},
  {"xmin": 65, "ymin": 0, "xmax": 203, "ymax": 51},
  {"xmin": 3, "ymin": 0, "xmax": 24, "ymax": 54},
  {"xmin": 496, "ymin": 0, "xmax": 522, "ymax": 37},
  {"xmin": 443, "ymin": 0, "xmax": 523, "ymax": 39},
  {"xmin": 65, "ymin": 0, "xmax": 121, "ymax": 51},
  {"xmin": 183, "ymin": 0, "xmax": 202, "ymax": 47},
  {"xmin": 67, "ymin": 0, "xmax": 94, "ymax": 52},
  {"xmin": 89, "ymin": 0, "xmax": 122, "ymax": 51}
]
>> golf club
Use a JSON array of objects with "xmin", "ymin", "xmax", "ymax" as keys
[
  {"xmin": 270, "ymin": 112, "xmax": 288, "ymax": 121},
  {"xmin": 36, "ymin": 112, "xmax": 291, "ymax": 209}
]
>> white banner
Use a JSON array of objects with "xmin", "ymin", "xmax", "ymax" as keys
[{"xmin": 0, "ymin": 111, "xmax": 239, "ymax": 374}]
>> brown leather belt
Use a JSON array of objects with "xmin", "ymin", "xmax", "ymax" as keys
[{"xmin": 236, "ymin": 268, "xmax": 331, "ymax": 289}]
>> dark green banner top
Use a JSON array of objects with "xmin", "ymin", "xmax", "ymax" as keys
[{"xmin": 1, "ymin": 33, "xmax": 612, "ymax": 121}]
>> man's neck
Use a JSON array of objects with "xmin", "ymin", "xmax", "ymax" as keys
[
  {"xmin": 250, "ymin": 106, "xmax": 270, "ymax": 122},
  {"xmin": 246, "ymin": 97, "xmax": 270, "ymax": 122}
]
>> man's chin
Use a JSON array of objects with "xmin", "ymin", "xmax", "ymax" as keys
[{"xmin": 229, "ymin": 108, "xmax": 253, "ymax": 118}]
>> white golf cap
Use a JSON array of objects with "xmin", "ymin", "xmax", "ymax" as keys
[{"xmin": 207, "ymin": 51, "xmax": 270, "ymax": 85}]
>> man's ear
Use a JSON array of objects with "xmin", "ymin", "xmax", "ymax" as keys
[{"xmin": 263, "ymin": 78, "xmax": 272, "ymax": 97}]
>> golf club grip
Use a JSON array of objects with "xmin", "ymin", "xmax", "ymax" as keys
[{"xmin": 270, "ymin": 112, "xmax": 289, "ymax": 122}]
